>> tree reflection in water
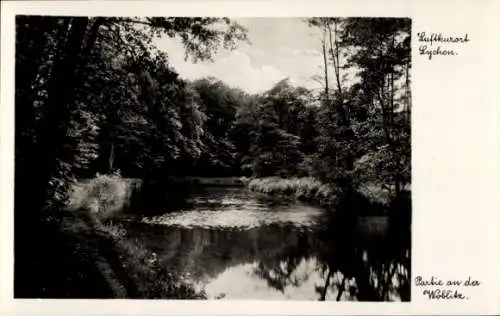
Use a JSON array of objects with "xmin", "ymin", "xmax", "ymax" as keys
[
  {"xmin": 252, "ymin": 230, "xmax": 314, "ymax": 293},
  {"xmin": 249, "ymin": 193, "xmax": 411, "ymax": 301},
  {"xmin": 124, "ymin": 188, "xmax": 410, "ymax": 301},
  {"xmin": 247, "ymin": 219, "xmax": 410, "ymax": 301},
  {"xmin": 313, "ymin": 211, "xmax": 411, "ymax": 302}
]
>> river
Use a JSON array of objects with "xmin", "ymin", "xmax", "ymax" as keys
[{"xmin": 118, "ymin": 186, "xmax": 410, "ymax": 301}]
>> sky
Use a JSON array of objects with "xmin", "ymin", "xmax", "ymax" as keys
[{"xmin": 154, "ymin": 18, "xmax": 327, "ymax": 94}]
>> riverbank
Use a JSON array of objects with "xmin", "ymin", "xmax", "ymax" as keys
[
  {"xmin": 248, "ymin": 177, "xmax": 335, "ymax": 206},
  {"xmin": 16, "ymin": 174, "xmax": 409, "ymax": 298},
  {"xmin": 17, "ymin": 208, "xmax": 206, "ymax": 298},
  {"xmin": 16, "ymin": 174, "xmax": 206, "ymax": 299},
  {"xmin": 247, "ymin": 177, "xmax": 400, "ymax": 210}
]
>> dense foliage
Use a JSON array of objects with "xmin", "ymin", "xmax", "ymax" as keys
[
  {"xmin": 16, "ymin": 16, "xmax": 410, "ymax": 212},
  {"xmin": 15, "ymin": 15, "xmax": 249, "ymax": 298},
  {"xmin": 15, "ymin": 16, "xmax": 410, "ymax": 298}
]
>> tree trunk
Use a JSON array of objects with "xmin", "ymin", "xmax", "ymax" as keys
[
  {"xmin": 336, "ymin": 276, "xmax": 346, "ymax": 301},
  {"xmin": 327, "ymin": 22, "xmax": 344, "ymax": 106},
  {"xmin": 395, "ymin": 175, "xmax": 401, "ymax": 195},
  {"xmin": 389, "ymin": 35, "xmax": 396, "ymax": 127},
  {"xmin": 108, "ymin": 142, "xmax": 115, "ymax": 173},
  {"xmin": 32, "ymin": 17, "xmax": 90, "ymax": 212},
  {"xmin": 77, "ymin": 17, "xmax": 105, "ymax": 78},
  {"xmin": 320, "ymin": 268, "xmax": 333, "ymax": 301},
  {"xmin": 321, "ymin": 30, "xmax": 329, "ymax": 103},
  {"xmin": 405, "ymin": 62, "xmax": 411, "ymax": 124},
  {"xmin": 326, "ymin": 20, "xmax": 355, "ymax": 176}
]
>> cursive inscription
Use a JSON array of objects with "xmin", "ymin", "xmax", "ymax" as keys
[
  {"xmin": 417, "ymin": 32, "xmax": 470, "ymax": 60},
  {"xmin": 415, "ymin": 276, "xmax": 481, "ymax": 300}
]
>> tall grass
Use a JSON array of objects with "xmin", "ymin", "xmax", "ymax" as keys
[
  {"xmin": 248, "ymin": 177, "xmax": 407, "ymax": 209},
  {"xmin": 67, "ymin": 171, "xmax": 142, "ymax": 220},
  {"xmin": 248, "ymin": 177, "xmax": 336, "ymax": 206}
]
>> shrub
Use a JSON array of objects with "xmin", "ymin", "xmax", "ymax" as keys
[
  {"xmin": 248, "ymin": 177, "xmax": 334, "ymax": 206},
  {"xmin": 67, "ymin": 171, "xmax": 142, "ymax": 220}
]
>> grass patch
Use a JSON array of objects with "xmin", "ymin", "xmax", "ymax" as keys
[
  {"xmin": 248, "ymin": 177, "xmax": 409, "ymax": 214},
  {"xmin": 67, "ymin": 171, "xmax": 142, "ymax": 220},
  {"xmin": 248, "ymin": 177, "xmax": 336, "ymax": 206}
]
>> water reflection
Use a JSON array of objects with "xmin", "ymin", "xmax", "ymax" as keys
[{"xmin": 123, "ymin": 187, "xmax": 410, "ymax": 301}]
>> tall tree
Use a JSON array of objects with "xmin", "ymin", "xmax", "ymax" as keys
[
  {"xmin": 342, "ymin": 18, "xmax": 411, "ymax": 195},
  {"xmin": 307, "ymin": 18, "xmax": 355, "ymax": 189},
  {"xmin": 15, "ymin": 16, "xmax": 248, "ymax": 214}
]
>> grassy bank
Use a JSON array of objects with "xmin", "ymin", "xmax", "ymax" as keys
[
  {"xmin": 26, "ymin": 173, "xmax": 207, "ymax": 299},
  {"xmin": 248, "ymin": 177, "xmax": 400, "ymax": 210},
  {"xmin": 248, "ymin": 177, "xmax": 335, "ymax": 206}
]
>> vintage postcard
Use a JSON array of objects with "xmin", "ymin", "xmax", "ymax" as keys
[{"xmin": 1, "ymin": 0, "xmax": 499, "ymax": 315}]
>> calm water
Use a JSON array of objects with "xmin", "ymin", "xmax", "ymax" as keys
[{"xmin": 120, "ymin": 187, "xmax": 410, "ymax": 301}]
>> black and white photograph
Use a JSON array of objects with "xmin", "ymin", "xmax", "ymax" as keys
[{"xmin": 14, "ymin": 16, "xmax": 412, "ymax": 301}]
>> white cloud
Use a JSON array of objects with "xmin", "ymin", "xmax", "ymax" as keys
[
  {"xmin": 148, "ymin": 18, "xmax": 339, "ymax": 94},
  {"xmin": 155, "ymin": 37, "xmax": 287, "ymax": 94},
  {"xmin": 243, "ymin": 46, "xmax": 266, "ymax": 58},
  {"xmin": 283, "ymin": 47, "xmax": 320, "ymax": 58},
  {"xmin": 301, "ymin": 49, "xmax": 321, "ymax": 57},
  {"xmin": 154, "ymin": 37, "xmax": 326, "ymax": 94},
  {"xmin": 205, "ymin": 50, "xmax": 286, "ymax": 94}
]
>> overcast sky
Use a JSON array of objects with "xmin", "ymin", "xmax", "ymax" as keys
[{"xmin": 154, "ymin": 18, "xmax": 327, "ymax": 94}]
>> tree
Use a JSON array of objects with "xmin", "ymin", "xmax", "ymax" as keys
[
  {"xmin": 230, "ymin": 94, "xmax": 262, "ymax": 175},
  {"xmin": 307, "ymin": 18, "xmax": 355, "ymax": 189},
  {"xmin": 342, "ymin": 18, "xmax": 411, "ymax": 195},
  {"xmin": 237, "ymin": 79, "xmax": 314, "ymax": 177},
  {"xmin": 189, "ymin": 78, "xmax": 247, "ymax": 176},
  {"xmin": 306, "ymin": 18, "xmax": 411, "ymax": 196},
  {"xmin": 15, "ymin": 16, "xmax": 248, "ymax": 215}
]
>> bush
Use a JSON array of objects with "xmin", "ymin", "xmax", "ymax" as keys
[
  {"xmin": 248, "ymin": 177, "xmax": 335, "ymax": 206},
  {"xmin": 67, "ymin": 171, "xmax": 142, "ymax": 220},
  {"xmin": 248, "ymin": 177, "xmax": 400, "ymax": 211},
  {"xmin": 357, "ymin": 182, "xmax": 393, "ymax": 206}
]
